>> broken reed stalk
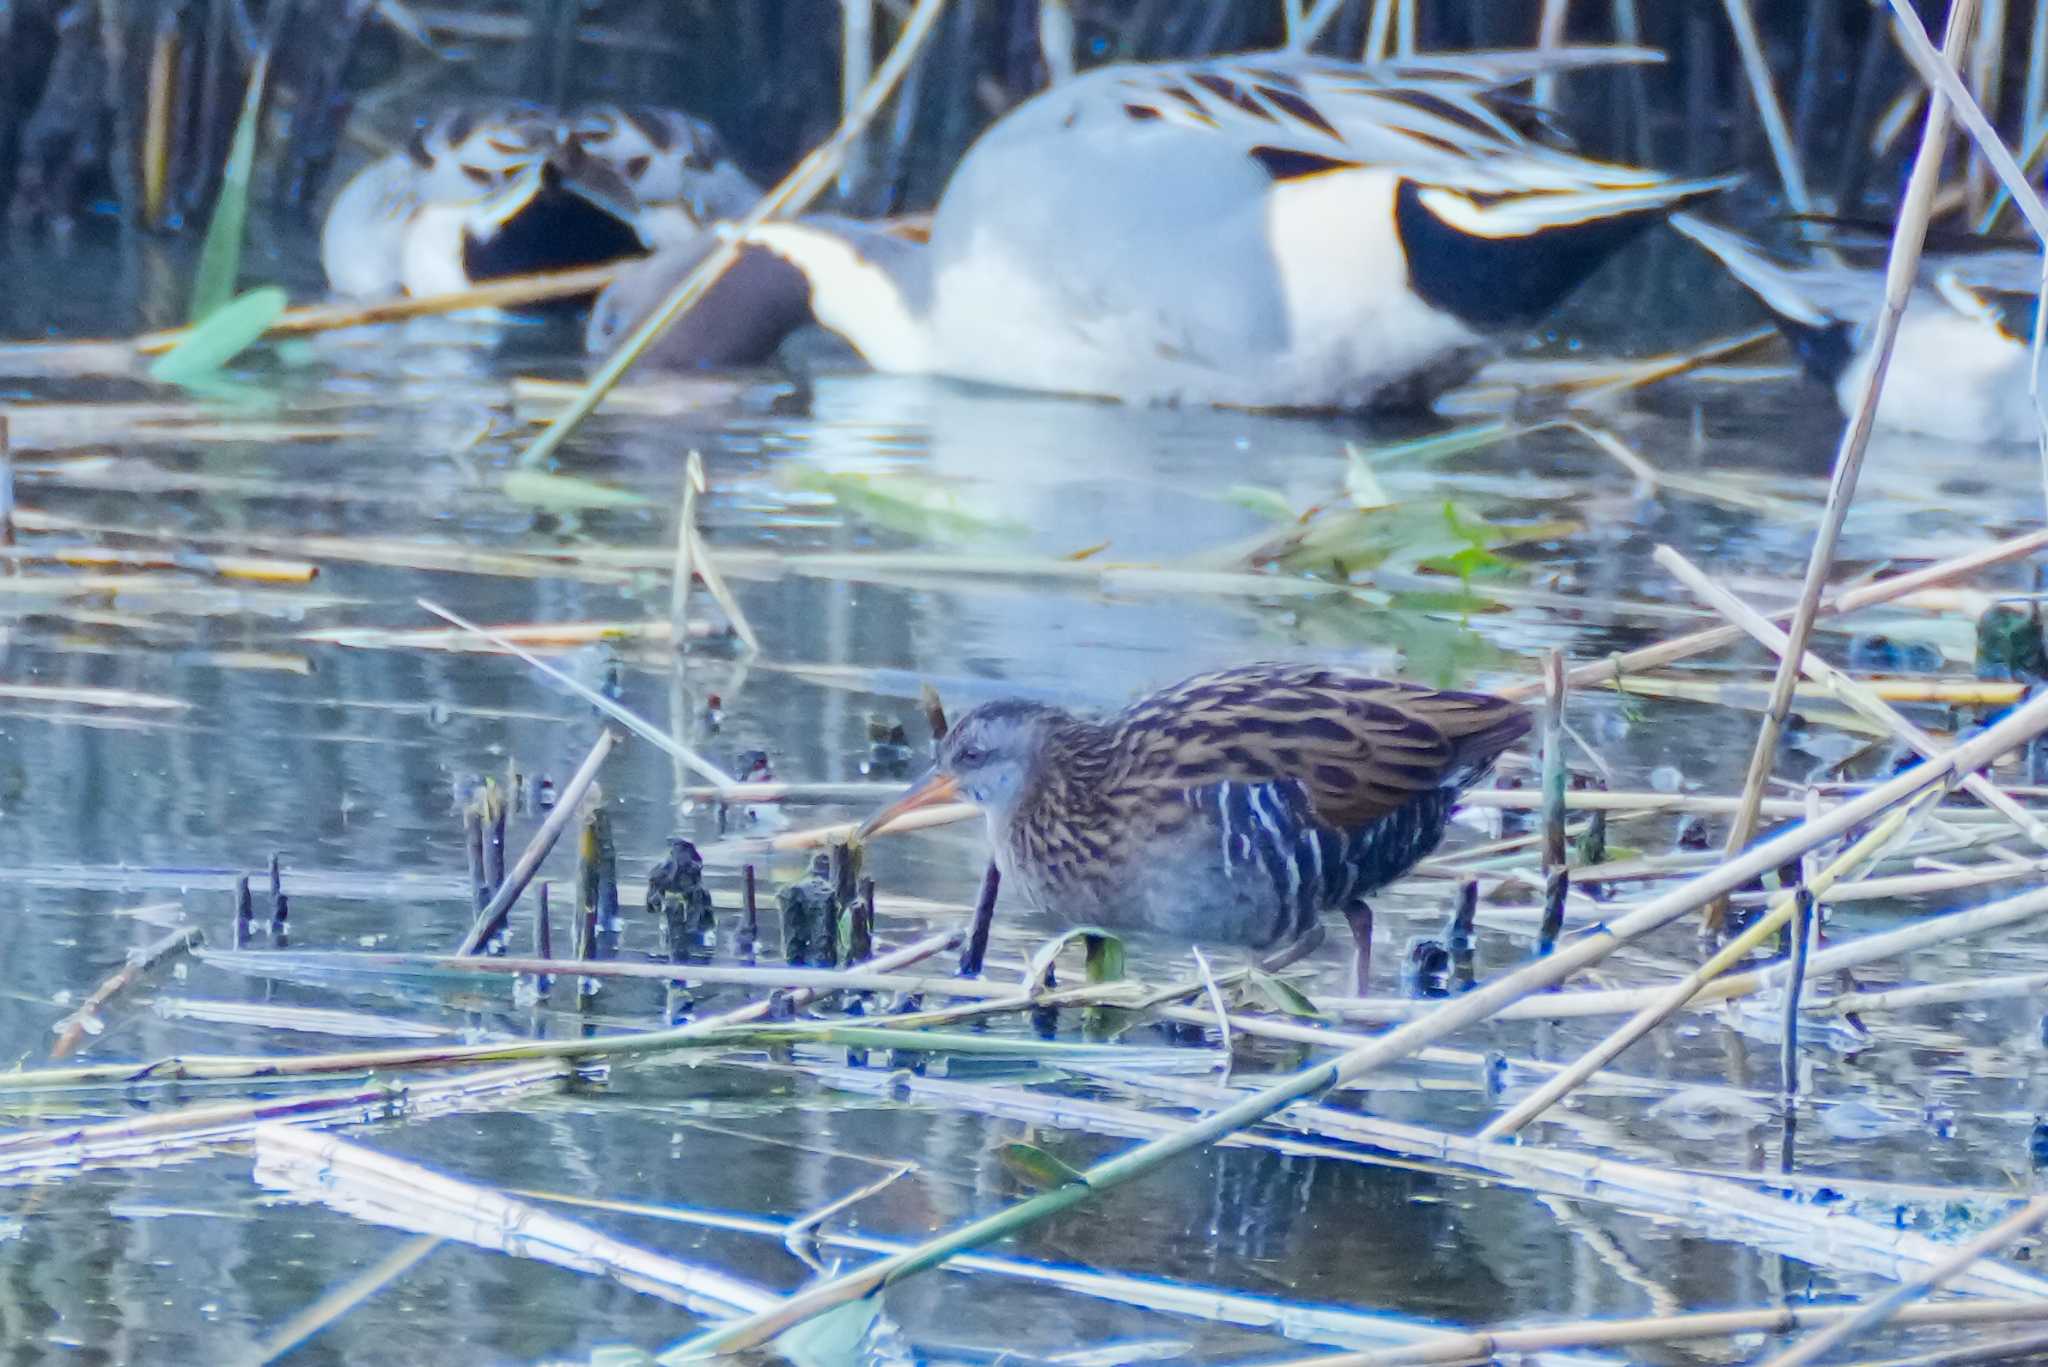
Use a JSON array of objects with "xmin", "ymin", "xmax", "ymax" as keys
[
  {"xmin": 1658, "ymin": 544, "xmax": 2048, "ymax": 848},
  {"xmin": 417, "ymin": 598, "xmax": 735, "ymax": 789},
  {"xmin": 484, "ymin": 781, "xmax": 507, "ymax": 900},
  {"xmin": 0, "ymin": 413, "xmax": 12, "ymax": 551},
  {"xmin": 1712, "ymin": 0, "xmax": 1977, "ymax": 934},
  {"xmin": 961, "ymin": 861, "xmax": 1000, "ymax": 977},
  {"xmin": 252, "ymin": 1125, "xmax": 779, "ymax": 1319},
  {"xmin": 1761, "ymin": 1196, "xmax": 2048, "ymax": 1367},
  {"xmin": 1780, "ymin": 886, "xmax": 1815, "ymax": 1098},
  {"xmin": 268, "ymin": 855, "xmax": 288, "ymax": 944},
  {"xmin": 49, "ymin": 924, "xmax": 202, "ymax": 1060},
  {"xmin": 1, "ymin": 930, "xmax": 965, "ymax": 1092},
  {"xmin": 454, "ymin": 730, "xmax": 617, "ymax": 955},
  {"xmin": 686, "ymin": 524, "xmax": 759, "ymax": 654},
  {"xmin": 1540, "ymin": 650, "xmax": 1567, "ymax": 872},
  {"xmin": 574, "ymin": 790, "xmax": 619, "ymax": 989},
  {"xmin": 1475, "ymin": 796, "xmax": 1923, "ymax": 1140},
  {"xmin": 512, "ymin": 0, "xmax": 951, "ymax": 471},
  {"xmin": 670, "ymin": 451, "xmax": 704, "ymax": 652},
  {"xmin": 1537, "ymin": 651, "xmax": 1568, "ymax": 956},
  {"xmin": 233, "ymin": 874, "xmax": 253, "ymax": 949},
  {"xmin": 921, "ymin": 683, "xmax": 949, "ymax": 742},
  {"xmin": 665, "ymin": 688, "xmax": 2048, "ymax": 1357},
  {"xmin": 739, "ymin": 864, "xmax": 758, "ymax": 960},
  {"xmin": 462, "ymin": 786, "xmax": 487, "ymax": 913},
  {"xmin": 535, "ymin": 882, "xmax": 552, "ymax": 964}
]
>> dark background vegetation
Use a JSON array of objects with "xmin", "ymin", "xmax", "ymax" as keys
[{"xmin": 0, "ymin": 0, "xmax": 2024, "ymax": 244}]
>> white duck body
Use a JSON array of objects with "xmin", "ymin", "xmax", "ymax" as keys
[
  {"xmin": 1674, "ymin": 214, "xmax": 2042, "ymax": 444},
  {"xmin": 750, "ymin": 49, "xmax": 1730, "ymax": 412}
]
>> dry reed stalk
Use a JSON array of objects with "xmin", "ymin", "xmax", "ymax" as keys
[
  {"xmin": 252, "ymin": 1125, "xmax": 779, "ymax": 1317},
  {"xmin": 669, "ymin": 450, "xmax": 703, "ymax": 651},
  {"xmin": 1324, "ymin": 876, "xmax": 2048, "ymax": 1025},
  {"xmin": 0, "ymin": 930, "xmax": 962, "ymax": 1092},
  {"xmin": 686, "ymin": 526, "xmax": 759, "ymax": 655},
  {"xmin": 1832, "ymin": 969, "xmax": 2048, "ymax": 1013},
  {"xmin": 1499, "ymin": 527, "xmax": 2048, "ymax": 705},
  {"xmin": 455, "ymin": 730, "xmax": 616, "ymax": 954},
  {"xmin": 673, "ymin": 692, "xmax": 2048, "ymax": 1355},
  {"xmin": 0, "ymin": 683, "xmax": 190, "ymax": 711},
  {"xmin": 1474, "ymin": 798, "xmax": 1926, "ymax": 1139},
  {"xmin": 1604, "ymin": 675, "xmax": 2028, "ymax": 709},
  {"xmin": 416, "ymin": 600, "xmax": 735, "ymax": 788},
  {"xmin": 1890, "ymin": 0, "xmax": 2048, "ymax": 241},
  {"xmin": 0, "ymin": 1062, "xmax": 568, "ymax": 1178},
  {"xmin": 1556, "ymin": 325, "xmax": 1781, "ymax": 404},
  {"xmin": 246, "ymin": 1234, "xmax": 442, "ymax": 1365},
  {"xmin": 1253, "ymin": 1299, "xmax": 2048, "ymax": 1367},
  {"xmin": 130, "ymin": 264, "xmax": 623, "ymax": 355},
  {"xmin": 48, "ymin": 924, "xmax": 202, "ymax": 1059},
  {"xmin": 0, "ymin": 544, "xmax": 317, "ymax": 582},
  {"xmin": 521, "ymin": 1180, "xmax": 1439, "ymax": 1352},
  {"xmin": 1658, "ymin": 545, "xmax": 2048, "ymax": 847},
  {"xmin": 859, "ymin": 1060, "xmax": 2048, "ymax": 1302},
  {"xmin": 1714, "ymin": 0, "xmax": 1979, "ymax": 932},
  {"xmin": 514, "ymin": 0, "xmax": 949, "ymax": 470},
  {"xmin": 302, "ymin": 619, "xmax": 694, "ymax": 651},
  {"xmin": 1719, "ymin": 0, "xmax": 1813, "ymax": 211},
  {"xmin": 1763, "ymin": 1196, "xmax": 2048, "ymax": 1366}
]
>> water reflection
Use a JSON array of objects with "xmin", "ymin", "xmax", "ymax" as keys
[{"xmin": 6, "ymin": 233, "xmax": 2048, "ymax": 1363}]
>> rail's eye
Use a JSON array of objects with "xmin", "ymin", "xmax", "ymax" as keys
[
  {"xmin": 625, "ymin": 155, "xmax": 652, "ymax": 180},
  {"xmin": 461, "ymin": 164, "xmax": 496, "ymax": 187}
]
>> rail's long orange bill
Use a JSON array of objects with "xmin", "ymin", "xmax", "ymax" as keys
[{"xmin": 855, "ymin": 772, "xmax": 961, "ymax": 839}]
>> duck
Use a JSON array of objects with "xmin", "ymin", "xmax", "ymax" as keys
[
  {"xmin": 857, "ymin": 662, "xmax": 1529, "ymax": 987},
  {"xmin": 1672, "ymin": 213, "xmax": 2042, "ymax": 444},
  {"xmin": 563, "ymin": 104, "xmax": 763, "ymax": 251},
  {"xmin": 582, "ymin": 214, "xmax": 926, "ymax": 372},
  {"xmin": 737, "ymin": 47, "xmax": 1732, "ymax": 412},
  {"xmin": 318, "ymin": 102, "xmax": 757, "ymax": 301}
]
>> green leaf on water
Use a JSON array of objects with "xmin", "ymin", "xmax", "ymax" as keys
[
  {"xmin": 502, "ymin": 469, "xmax": 652, "ymax": 511},
  {"xmin": 190, "ymin": 45, "xmax": 273, "ymax": 321},
  {"xmin": 1224, "ymin": 483, "xmax": 1298, "ymax": 522},
  {"xmin": 1361, "ymin": 419, "xmax": 1515, "ymax": 467},
  {"xmin": 1343, "ymin": 443, "xmax": 1392, "ymax": 509},
  {"xmin": 1245, "ymin": 968, "xmax": 1324, "ymax": 1019},
  {"xmin": 148, "ymin": 287, "xmax": 288, "ymax": 387},
  {"xmin": 999, "ymin": 1141, "xmax": 1090, "ymax": 1191},
  {"xmin": 768, "ymin": 1295, "xmax": 882, "ymax": 1367},
  {"xmin": 787, "ymin": 468, "xmax": 1026, "ymax": 543}
]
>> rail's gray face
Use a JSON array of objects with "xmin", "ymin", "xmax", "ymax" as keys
[
  {"xmin": 932, "ymin": 702, "xmax": 1066, "ymax": 819},
  {"xmin": 857, "ymin": 702, "xmax": 1064, "ymax": 839}
]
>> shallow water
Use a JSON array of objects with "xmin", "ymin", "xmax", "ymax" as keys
[{"xmin": 5, "ymin": 228, "xmax": 2048, "ymax": 1366}]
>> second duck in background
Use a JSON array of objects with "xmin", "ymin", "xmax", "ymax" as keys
[{"xmin": 1674, "ymin": 213, "xmax": 2042, "ymax": 444}]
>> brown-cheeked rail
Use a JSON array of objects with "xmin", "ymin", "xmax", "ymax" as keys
[{"xmin": 857, "ymin": 663, "xmax": 1530, "ymax": 987}]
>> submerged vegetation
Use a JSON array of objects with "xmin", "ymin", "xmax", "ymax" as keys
[{"xmin": 14, "ymin": 1, "xmax": 2048, "ymax": 1365}]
